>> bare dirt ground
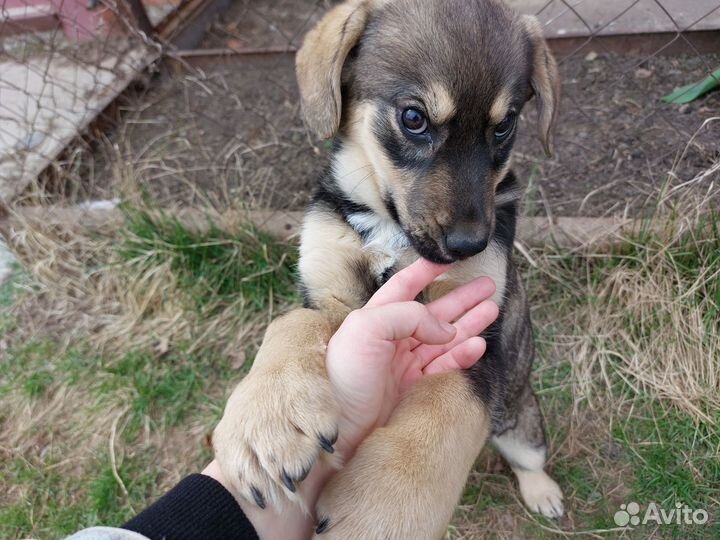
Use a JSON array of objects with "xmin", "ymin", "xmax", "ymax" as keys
[{"xmin": 34, "ymin": 0, "xmax": 716, "ymax": 217}]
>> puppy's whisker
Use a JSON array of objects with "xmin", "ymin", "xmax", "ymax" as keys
[
  {"xmin": 347, "ymin": 172, "xmax": 376, "ymax": 198},
  {"xmin": 334, "ymin": 164, "xmax": 373, "ymax": 181}
]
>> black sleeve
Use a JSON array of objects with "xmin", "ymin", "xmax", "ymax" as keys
[{"xmin": 122, "ymin": 474, "xmax": 260, "ymax": 540}]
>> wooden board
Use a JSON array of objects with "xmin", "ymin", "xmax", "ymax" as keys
[{"xmin": 0, "ymin": 205, "xmax": 660, "ymax": 252}]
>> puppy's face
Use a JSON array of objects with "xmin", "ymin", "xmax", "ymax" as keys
[{"xmin": 297, "ymin": 0, "xmax": 559, "ymax": 263}]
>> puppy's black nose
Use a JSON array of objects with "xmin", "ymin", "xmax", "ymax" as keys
[{"xmin": 445, "ymin": 227, "xmax": 489, "ymax": 259}]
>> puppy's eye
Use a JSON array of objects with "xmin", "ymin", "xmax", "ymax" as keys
[
  {"xmin": 401, "ymin": 108, "xmax": 428, "ymax": 135},
  {"xmin": 494, "ymin": 112, "xmax": 517, "ymax": 141}
]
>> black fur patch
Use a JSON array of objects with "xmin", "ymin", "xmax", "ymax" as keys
[
  {"xmin": 300, "ymin": 283, "xmax": 314, "ymax": 309},
  {"xmin": 494, "ymin": 171, "xmax": 520, "ymax": 252},
  {"xmin": 467, "ymin": 315, "xmax": 509, "ymax": 428},
  {"xmin": 378, "ymin": 265, "xmax": 396, "ymax": 286},
  {"xmin": 384, "ymin": 194, "xmax": 401, "ymax": 224},
  {"xmin": 311, "ymin": 173, "xmax": 373, "ymax": 224}
]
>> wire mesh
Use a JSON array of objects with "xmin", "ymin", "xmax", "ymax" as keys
[{"xmin": 1, "ymin": 0, "xmax": 718, "ymax": 215}]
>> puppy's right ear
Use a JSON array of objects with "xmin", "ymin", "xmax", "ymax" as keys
[
  {"xmin": 521, "ymin": 15, "xmax": 560, "ymax": 157},
  {"xmin": 296, "ymin": 0, "xmax": 372, "ymax": 139}
]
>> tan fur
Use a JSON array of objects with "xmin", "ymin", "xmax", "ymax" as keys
[
  {"xmin": 296, "ymin": 0, "xmax": 370, "ymax": 138},
  {"xmin": 428, "ymin": 242, "xmax": 508, "ymax": 305},
  {"xmin": 313, "ymin": 372, "xmax": 490, "ymax": 539},
  {"xmin": 296, "ymin": 0, "xmax": 391, "ymax": 138},
  {"xmin": 426, "ymin": 81, "xmax": 457, "ymax": 124},
  {"xmin": 489, "ymin": 86, "xmax": 512, "ymax": 125},
  {"xmin": 333, "ymin": 102, "xmax": 394, "ymax": 217},
  {"xmin": 213, "ymin": 309, "xmax": 340, "ymax": 511},
  {"xmin": 522, "ymin": 15, "xmax": 560, "ymax": 156},
  {"xmin": 300, "ymin": 207, "xmax": 380, "ymax": 326}
]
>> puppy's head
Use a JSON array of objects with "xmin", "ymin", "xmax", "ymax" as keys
[{"xmin": 297, "ymin": 0, "xmax": 559, "ymax": 263}]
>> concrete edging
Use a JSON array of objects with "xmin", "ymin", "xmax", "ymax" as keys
[{"xmin": 0, "ymin": 205, "xmax": 655, "ymax": 252}]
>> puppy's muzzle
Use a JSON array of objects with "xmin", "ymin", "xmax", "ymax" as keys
[{"xmin": 445, "ymin": 222, "xmax": 490, "ymax": 259}]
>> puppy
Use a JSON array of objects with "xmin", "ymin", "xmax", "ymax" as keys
[{"xmin": 213, "ymin": 0, "xmax": 563, "ymax": 538}]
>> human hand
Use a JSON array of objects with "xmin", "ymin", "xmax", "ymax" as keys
[
  {"xmin": 203, "ymin": 261, "xmax": 497, "ymax": 539},
  {"xmin": 326, "ymin": 259, "xmax": 499, "ymax": 456}
]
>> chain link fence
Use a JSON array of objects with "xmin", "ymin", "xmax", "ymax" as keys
[
  {"xmin": 1, "ymin": 0, "xmax": 718, "ymax": 214},
  {"xmin": 0, "ymin": 0, "xmax": 172, "ymax": 202}
]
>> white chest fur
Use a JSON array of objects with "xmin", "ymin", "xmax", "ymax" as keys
[
  {"xmin": 347, "ymin": 211, "xmax": 412, "ymax": 276},
  {"xmin": 349, "ymin": 212, "xmax": 508, "ymax": 306}
]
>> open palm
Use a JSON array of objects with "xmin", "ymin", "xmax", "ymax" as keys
[{"xmin": 326, "ymin": 259, "xmax": 499, "ymax": 456}]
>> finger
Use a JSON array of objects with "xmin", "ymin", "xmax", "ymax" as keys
[
  {"xmin": 423, "ymin": 336, "xmax": 487, "ymax": 376},
  {"xmin": 361, "ymin": 302, "xmax": 457, "ymax": 344},
  {"xmin": 378, "ymin": 275, "xmax": 494, "ymax": 353},
  {"xmin": 365, "ymin": 259, "xmax": 449, "ymax": 308},
  {"xmin": 425, "ymin": 276, "xmax": 496, "ymax": 322},
  {"xmin": 413, "ymin": 300, "xmax": 499, "ymax": 365}
]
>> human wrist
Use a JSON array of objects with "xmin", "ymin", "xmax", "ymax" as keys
[
  {"xmin": 202, "ymin": 460, "xmax": 316, "ymax": 540},
  {"xmin": 334, "ymin": 416, "xmax": 368, "ymax": 462}
]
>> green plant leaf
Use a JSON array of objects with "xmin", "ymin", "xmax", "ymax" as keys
[{"xmin": 662, "ymin": 67, "xmax": 720, "ymax": 104}]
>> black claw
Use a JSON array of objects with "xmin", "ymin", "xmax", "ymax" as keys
[
  {"xmin": 281, "ymin": 469, "xmax": 297, "ymax": 493},
  {"xmin": 315, "ymin": 518, "xmax": 329, "ymax": 534},
  {"xmin": 319, "ymin": 435, "xmax": 335, "ymax": 454},
  {"xmin": 250, "ymin": 486, "xmax": 266, "ymax": 509},
  {"xmin": 296, "ymin": 465, "xmax": 311, "ymax": 482}
]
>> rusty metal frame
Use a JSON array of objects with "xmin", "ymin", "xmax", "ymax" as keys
[
  {"xmin": 164, "ymin": 29, "xmax": 720, "ymax": 69},
  {"xmin": 4, "ymin": 0, "xmax": 718, "ymax": 207},
  {"xmin": 549, "ymin": 29, "xmax": 720, "ymax": 59},
  {"xmin": 124, "ymin": 0, "xmax": 154, "ymax": 35}
]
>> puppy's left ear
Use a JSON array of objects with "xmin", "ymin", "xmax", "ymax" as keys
[
  {"xmin": 296, "ymin": 0, "xmax": 374, "ymax": 139},
  {"xmin": 522, "ymin": 15, "xmax": 560, "ymax": 157}
]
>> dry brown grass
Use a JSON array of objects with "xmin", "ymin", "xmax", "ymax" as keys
[
  {"xmin": 447, "ymin": 143, "xmax": 719, "ymax": 537},
  {"xmin": 2, "ymin": 129, "xmax": 719, "ymax": 538},
  {"xmin": 556, "ymin": 180, "xmax": 719, "ymax": 424},
  {"xmin": 3, "ymin": 219, "xmax": 276, "ymax": 365}
]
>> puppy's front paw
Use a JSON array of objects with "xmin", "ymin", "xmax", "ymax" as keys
[
  {"xmin": 516, "ymin": 470, "xmax": 565, "ymax": 518},
  {"xmin": 214, "ymin": 365, "xmax": 340, "ymax": 509}
]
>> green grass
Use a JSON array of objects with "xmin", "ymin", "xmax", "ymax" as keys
[
  {"xmin": 1, "ymin": 339, "xmax": 93, "ymax": 398},
  {"xmin": 2, "ymin": 205, "xmax": 303, "ymax": 538},
  {"xmin": 1, "ymin": 331, "xmax": 237, "ymax": 437},
  {"xmin": 3, "ymin": 199, "xmax": 719, "ymax": 539},
  {"xmin": 98, "ymin": 349, "xmax": 234, "ymax": 436},
  {"xmin": 0, "ymin": 335, "xmax": 231, "ymax": 539},
  {"xmin": 119, "ymin": 206, "xmax": 298, "ymax": 312},
  {"xmin": 1, "ymin": 444, "xmax": 163, "ymax": 538},
  {"xmin": 0, "ymin": 268, "xmax": 245, "ymax": 539},
  {"xmin": 614, "ymin": 402, "xmax": 720, "ymax": 537}
]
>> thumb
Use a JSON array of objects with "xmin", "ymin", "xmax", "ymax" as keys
[{"xmin": 363, "ymin": 302, "xmax": 457, "ymax": 344}]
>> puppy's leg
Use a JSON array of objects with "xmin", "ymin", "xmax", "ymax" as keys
[
  {"xmin": 214, "ymin": 309, "xmax": 341, "ymax": 510},
  {"xmin": 214, "ymin": 207, "xmax": 374, "ymax": 509},
  {"xmin": 492, "ymin": 384, "xmax": 564, "ymax": 518},
  {"xmin": 313, "ymin": 372, "xmax": 490, "ymax": 540}
]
